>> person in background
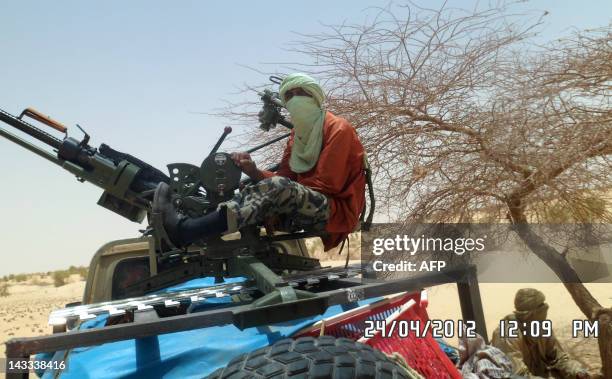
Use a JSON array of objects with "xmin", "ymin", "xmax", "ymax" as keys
[{"xmin": 491, "ymin": 288, "xmax": 590, "ymax": 379}]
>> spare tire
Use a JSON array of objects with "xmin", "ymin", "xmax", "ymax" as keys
[{"xmin": 207, "ymin": 335, "xmax": 410, "ymax": 379}]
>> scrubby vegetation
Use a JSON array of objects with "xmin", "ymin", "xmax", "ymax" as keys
[
  {"xmin": 53, "ymin": 266, "xmax": 89, "ymax": 287},
  {"xmin": 0, "ymin": 282, "xmax": 9, "ymax": 297},
  {"xmin": 14, "ymin": 274, "xmax": 28, "ymax": 282},
  {"xmin": 0, "ymin": 266, "xmax": 89, "ymax": 288},
  {"xmin": 67, "ymin": 265, "xmax": 89, "ymax": 280},
  {"xmin": 53, "ymin": 271, "xmax": 69, "ymax": 287}
]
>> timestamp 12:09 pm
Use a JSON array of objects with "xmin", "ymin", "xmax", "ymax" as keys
[
  {"xmin": 364, "ymin": 319, "xmax": 476, "ymax": 339},
  {"xmin": 500, "ymin": 319, "xmax": 600, "ymax": 338},
  {"xmin": 499, "ymin": 320, "xmax": 553, "ymax": 338}
]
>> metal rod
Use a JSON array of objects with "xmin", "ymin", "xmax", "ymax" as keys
[
  {"xmin": 247, "ymin": 132, "xmax": 291, "ymax": 154},
  {"xmin": 277, "ymin": 118, "xmax": 294, "ymax": 129},
  {"xmin": 0, "ymin": 126, "xmax": 62, "ymax": 166},
  {"xmin": 209, "ymin": 126, "xmax": 232, "ymax": 156},
  {"xmin": 457, "ymin": 266, "xmax": 488, "ymax": 342}
]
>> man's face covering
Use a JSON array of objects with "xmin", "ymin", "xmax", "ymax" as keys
[
  {"xmin": 279, "ymin": 73, "xmax": 326, "ymax": 173},
  {"xmin": 285, "ymin": 95, "xmax": 322, "ymax": 133}
]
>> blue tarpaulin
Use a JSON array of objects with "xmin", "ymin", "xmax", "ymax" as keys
[{"xmin": 38, "ymin": 277, "xmax": 375, "ymax": 379}]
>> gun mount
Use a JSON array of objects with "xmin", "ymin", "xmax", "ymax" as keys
[
  {"xmin": 0, "ymin": 79, "xmax": 323, "ymax": 309},
  {"xmin": 0, "ymin": 75, "xmax": 373, "ymax": 311}
]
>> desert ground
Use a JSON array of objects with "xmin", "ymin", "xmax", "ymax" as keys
[
  {"xmin": 0, "ymin": 276, "xmax": 84, "ymax": 359},
  {"xmin": 0, "ymin": 269, "xmax": 610, "ymax": 377}
]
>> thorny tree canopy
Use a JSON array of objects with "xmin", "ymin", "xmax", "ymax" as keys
[{"xmin": 223, "ymin": 3, "xmax": 612, "ymax": 225}]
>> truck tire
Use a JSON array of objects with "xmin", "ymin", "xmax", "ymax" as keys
[{"xmin": 207, "ymin": 335, "xmax": 410, "ymax": 379}]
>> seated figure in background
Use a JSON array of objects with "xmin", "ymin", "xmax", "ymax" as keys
[{"xmin": 491, "ymin": 288, "xmax": 590, "ymax": 379}]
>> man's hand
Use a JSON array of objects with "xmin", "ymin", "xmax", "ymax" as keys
[{"xmin": 231, "ymin": 152, "xmax": 263, "ymax": 181}]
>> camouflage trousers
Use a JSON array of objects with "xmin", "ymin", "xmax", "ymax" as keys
[{"xmin": 221, "ymin": 176, "xmax": 329, "ymax": 233}]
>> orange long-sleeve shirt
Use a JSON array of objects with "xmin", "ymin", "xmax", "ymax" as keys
[{"xmin": 262, "ymin": 111, "xmax": 366, "ymax": 250}]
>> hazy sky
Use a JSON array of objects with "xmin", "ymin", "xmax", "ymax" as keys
[{"xmin": 1, "ymin": 1, "xmax": 610, "ymax": 276}]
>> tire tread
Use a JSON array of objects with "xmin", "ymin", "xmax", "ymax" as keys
[{"xmin": 208, "ymin": 336, "xmax": 409, "ymax": 379}]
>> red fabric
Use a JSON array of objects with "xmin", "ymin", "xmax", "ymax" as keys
[{"xmin": 262, "ymin": 111, "xmax": 366, "ymax": 250}]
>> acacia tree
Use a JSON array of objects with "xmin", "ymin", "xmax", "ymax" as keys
[
  {"xmin": 296, "ymin": 6, "xmax": 612, "ymax": 375},
  {"xmin": 225, "ymin": 2, "xmax": 612, "ymax": 374}
]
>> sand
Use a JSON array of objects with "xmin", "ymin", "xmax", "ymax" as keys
[
  {"xmin": 0, "ymin": 271, "xmax": 610, "ymax": 377},
  {"xmin": 0, "ymin": 280, "xmax": 85, "ymax": 360}
]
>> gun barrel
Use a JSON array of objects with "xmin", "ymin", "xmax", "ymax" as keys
[
  {"xmin": 0, "ymin": 108, "xmax": 63, "ymax": 149},
  {"xmin": 0, "ymin": 106, "xmax": 164, "ymax": 222},
  {"xmin": 0, "ymin": 124, "xmax": 63, "ymax": 166}
]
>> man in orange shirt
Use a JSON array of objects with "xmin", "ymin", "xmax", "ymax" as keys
[{"xmin": 154, "ymin": 73, "xmax": 366, "ymax": 251}]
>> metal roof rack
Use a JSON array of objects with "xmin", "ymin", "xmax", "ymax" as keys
[{"xmin": 5, "ymin": 264, "xmax": 486, "ymax": 379}]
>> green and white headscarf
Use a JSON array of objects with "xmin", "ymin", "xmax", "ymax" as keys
[{"xmin": 279, "ymin": 73, "xmax": 326, "ymax": 173}]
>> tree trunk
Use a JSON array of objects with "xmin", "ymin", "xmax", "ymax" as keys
[
  {"xmin": 508, "ymin": 205, "xmax": 611, "ymax": 377},
  {"xmin": 599, "ymin": 310, "xmax": 612, "ymax": 379}
]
